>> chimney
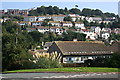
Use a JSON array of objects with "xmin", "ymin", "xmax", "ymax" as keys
[{"xmin": 73, "ymin": 39, "xmax": 77, "ymax": 42}]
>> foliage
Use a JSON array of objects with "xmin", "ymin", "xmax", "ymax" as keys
[
  {"xmin": 2, "ymin": 21, "xmax": 35, "ymax": 71},
  {"xmin": 63, "ymin": 16, "xmax": 72, "ymax": 21},
  {"xmin": 28, "ymin": 6, "xmax": 116, "ymax": 18},
  {"xmin": 36, "ymin": 57, "xmax": 62, "ymax": 69},
  {"xmin": 69, "ymin": 8, "xmax": 81, "ymax": 14},
  {"xmin": 108, "ymin": 53, "xmax": 120, "ymax": 68},
  {"xmin": 28, "ymin": 31, "xmax": 44, "ymax": 42},
  {"xmin": 110, "ymin": 33, "xmax": 120, "ymax": 41},
  {"xmin": 62, "ymin": 31, "xmax": 86, "ymax": 41},
  {"xmin": 84, "ymin": 53, "xmax": 120, "ymax": 68}
]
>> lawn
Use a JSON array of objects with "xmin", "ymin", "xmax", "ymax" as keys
[{"xmin": 4, "ymin": 67, "xmax": 120, "ymax": 73}]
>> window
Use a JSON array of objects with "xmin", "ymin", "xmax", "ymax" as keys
[
  {"xmin": 68, "ymin": 57, "xmax": 72, "ymax": 61},
  {"xmin": 81, "ymin": 57, "xmax": 83, "ymax": 61}
]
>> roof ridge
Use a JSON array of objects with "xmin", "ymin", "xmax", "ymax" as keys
[{"xmin": 55, "ymin": 41, "xmax": 104, "ymax": 44}]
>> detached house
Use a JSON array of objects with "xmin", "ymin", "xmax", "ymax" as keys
[
  {"xmin": 113, "ymin": 28, "xmax": 120, "ymax": 34},
  {"xmin": 19, "ymin": 21, "xmax": 31, "ymax": 26},
  {"xmin": 80, "ymin": 29, "xmax": 97, "ymax": 40},
  {"xmin": 35, "ymin": 26, "xmax": 49, "ymax": 33},
  {"xmin": 61, "ymin": 21, "xmax": 73, "ymax": 27},
  {"xmin": 48, "ymin": 41, "xmax": 119, "ymax": 64},
  {"xmin": 68, "ymin": 14, "xmax": 81, "ymax": 21},
  {"xmin": 74, "ymin": 22, "xmax": 85, "ymax": 29},
  {"xmin": 92, "ymin": 17, "xmax": 102, "ymax": 23},
  {"xmin": 48, "ymin": 21, "xmax": 61, "ymax": 27},
  {"xmin": 24, "ymin": 16, "xmax": 37, "ymax": 22},
  {"xmin": 26, "ymin": 28, "xmax": 37, "ymax": 32},
  {"xmin": 44, "ymin": 42, "xmax": 53, "ymax": 50},
  {"xmin": 50, "ymin": 27, "xmax": 64, "ymax": 35},
  {"xmin": 37, "ymin": 16, "xmax": 51, "ymax": 21},
  {"xmin": 51, "ymin": 15, "xmax": 66, "ymax": 21},
  {"xmin": 31, "ymin": 21, "xmax": 43, "ymax": 26}
]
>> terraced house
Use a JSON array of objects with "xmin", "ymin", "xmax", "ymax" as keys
[{"xmin": 48, "ymin": 41, "xmax": 120, "ymax": 64}]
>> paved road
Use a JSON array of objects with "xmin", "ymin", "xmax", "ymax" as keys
[{"xmin": 1, "ymin": 72, "xmax": 119, "ymax": 79}]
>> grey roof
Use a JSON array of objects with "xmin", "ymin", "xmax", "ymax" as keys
[
  {"xmin": 44, "ymin": 42, "xmax": 53, "ymax": 47},
  {"xmin": 54, "ymin": 41, "xmax": 114, "ymax": 55}
]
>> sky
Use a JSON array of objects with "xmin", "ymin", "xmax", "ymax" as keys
[{"xmin": 1, "ymin": 2, "xmax": 119, "ymax": 15}]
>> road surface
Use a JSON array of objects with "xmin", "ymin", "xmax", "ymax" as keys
[{"xmin": 1, "ymin": 72, "xmax": 119, "ymax": 79}]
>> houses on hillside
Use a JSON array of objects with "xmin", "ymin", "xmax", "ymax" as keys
[
  {"xmin": 23, "ymin": 15, "xmax": 66, "ymax": 22},
  {"xmin": 7, "ymin": 9, "xmax": 29, "ymax": 16},
  {"xmin": 26, "ymin": 26, "xmax": 65, "ymax": 35}
]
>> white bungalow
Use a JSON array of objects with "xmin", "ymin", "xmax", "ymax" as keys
[{"xmin": 31, "ymin": 21, "xmax": 43, "ymax": 26}]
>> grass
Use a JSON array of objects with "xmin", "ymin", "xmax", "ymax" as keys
[{"xmin": 3, "ymin": 67, "xmax": 120, "ymax": 73}]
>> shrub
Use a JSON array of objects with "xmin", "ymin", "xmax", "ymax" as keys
[{"xmin": 36, "ymin": 57, "xmax": 62, "ymax": 69}]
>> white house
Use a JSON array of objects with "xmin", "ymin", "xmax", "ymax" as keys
[
  {"xmin": 74, "ymin": 22, "xmax": 85, "ymax": 29},
  {"xmin": 51, "ymin": 15, "xmax": 66, "ymax": 21},
  {"xmin": 101, "ymin": 32, "xmax": 110, "ymax": 40},
  {"xmin": 80, "ymin": 29, "xmax": 97, "ymax": 40},
  {"xmin": 62, "ymin": 21, "xmax": 73, "ymax": 27},
  {"xmin": 36, "ymin": 26, "xmax": 49, "ymax": 33},
  {"xmin": 68, "ymin": 14, "xmax": 79, "ymax": 17},
  {"xmin": 37, "ymin": 16, "xmax": 51, "ymax": 21},
  {"xmin": 24, "ymin": 16, "xmax": 37, "ymax": 22},
  {"xmin": 48, "ymin": 21, "xmax": 61, "ymax": 27},
  {"xmin": 113, "ymin": 28, "xmax": 120, "ymax": 34},
  {"xmin": 99, "ymin": 21, "xmax": 111, "ymax": 24},
  {"xmin": 68, "ymin": 14, "xmax": 81, "ymax": 22},
  {"xmin": 31, "ymin": 21, "xmax": 43, "ymax": 26},
  {"xmin": 92, "ymin": 17, "xmax": 102, "ymax": 23},
  {"xmin": 95, "ymin": 27, "xmax": 101, "ymax": 34},
  {"xmin": 19, "ymin": 21, "xmax": 31, "ymax": 26},
  {"xmin": 91, "ymin": 26, "xmax": 101, "ymax": 36},
  {"xmin": 102, "ymin": 28, "xmax": 111, "ymax": 33},
  {"xmin": 85, "ymin": 17, "xmax": 94, "ymax": 23},
  {"xmin": 26, "ymin": 28, "xmax": 37, "ymax": 32},
  {"xmin": 50, "ymin": 27, "xmax": 64, "ymax": 35}
]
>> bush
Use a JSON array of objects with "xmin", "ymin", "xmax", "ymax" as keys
[
  {"xmin": 20, "ymin": 60, "xmax": 38, "ymax": 69},
  {"xmin": 84, "ymin": 53, "xmax": 120, "ymax": 68},
  {"xmin": 36, "ymin": 57, "xmax": 62, "ymax": 69}
]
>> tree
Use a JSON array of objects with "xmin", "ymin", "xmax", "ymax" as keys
[
  {"xmin": 53, "ymin": 6, "xmax": 59, "ymax": 14},
  {"xmin": 37, "ymin": 6, "xmax": 46, "ymax": 15},
  {"xmin": 63, "ymin": 16, "xmax": 72, "ymax": 21},
  {"xmin": 104, "ymin": 12, "xmax": 116, "ymax": 17},
  {"xmin": 83, "ymin": 18, "xmax": 90, "ymax": 26},
  {"xmin": 62, "ymin": 31, "xmax": 86, "ymax": 41},
  {"xmin": 69, "ymin": 8, "xmax": 81, "ymax": 14},
  {"xmin": 93, "ymin": 9, "xmax": 103, "ymax": 16},
  {"xmin": 100, "ymin": 22, "xmax": 107, "ymax": 29},
  {"xmin": 59, "ymin": 9, "xmax": 65, "ymax": 15},
  {"xmin": 82, "ymin": 8, "xmax": 92, "ymax": 16},
  {"xmin": 47, "ymin": 6, "xmax": 54, "ymax": 15},
  {"xmin": 28, "ymin": 31, "xmax": 44, "ymax": 43}
]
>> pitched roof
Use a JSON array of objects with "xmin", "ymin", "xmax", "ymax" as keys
[
  {"xmin": 48, "ymin": 21, "xmax": 60, "ymax": 23},
  {"xmin": 35, "ymin": 26, "xmax": 49, "ymax": 29},
  {"xmin": 74, "ymin": 22, "xmax": 84, "ymax": 24},
  {"xmin": 31, "ymin": 21, "xmax": 43, "ymax": 23},
  {"xmin": 19, "ymin": 21, "xmax": 30, "ymax": 23},
  {"xmin": 44, "ymin": 42, "xmax": 53, "ymax": 47},
  {"xmin": 26, "ymin": 28, "xmax": 36, "ymax": 30},
  {"xmin": 50, "ymin": 27, "xmax": 62, "ymax": 29},
  {"xmin": 54, "ymin": 41, "xmax": 114, "ymax": 55},
  {"xmin": 24, "ymin": 16, "xmax": 36, "ymax": 18},
  {"xmin": 62, "ymin": 21, "xmax": 72, "ymax": 23}
]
